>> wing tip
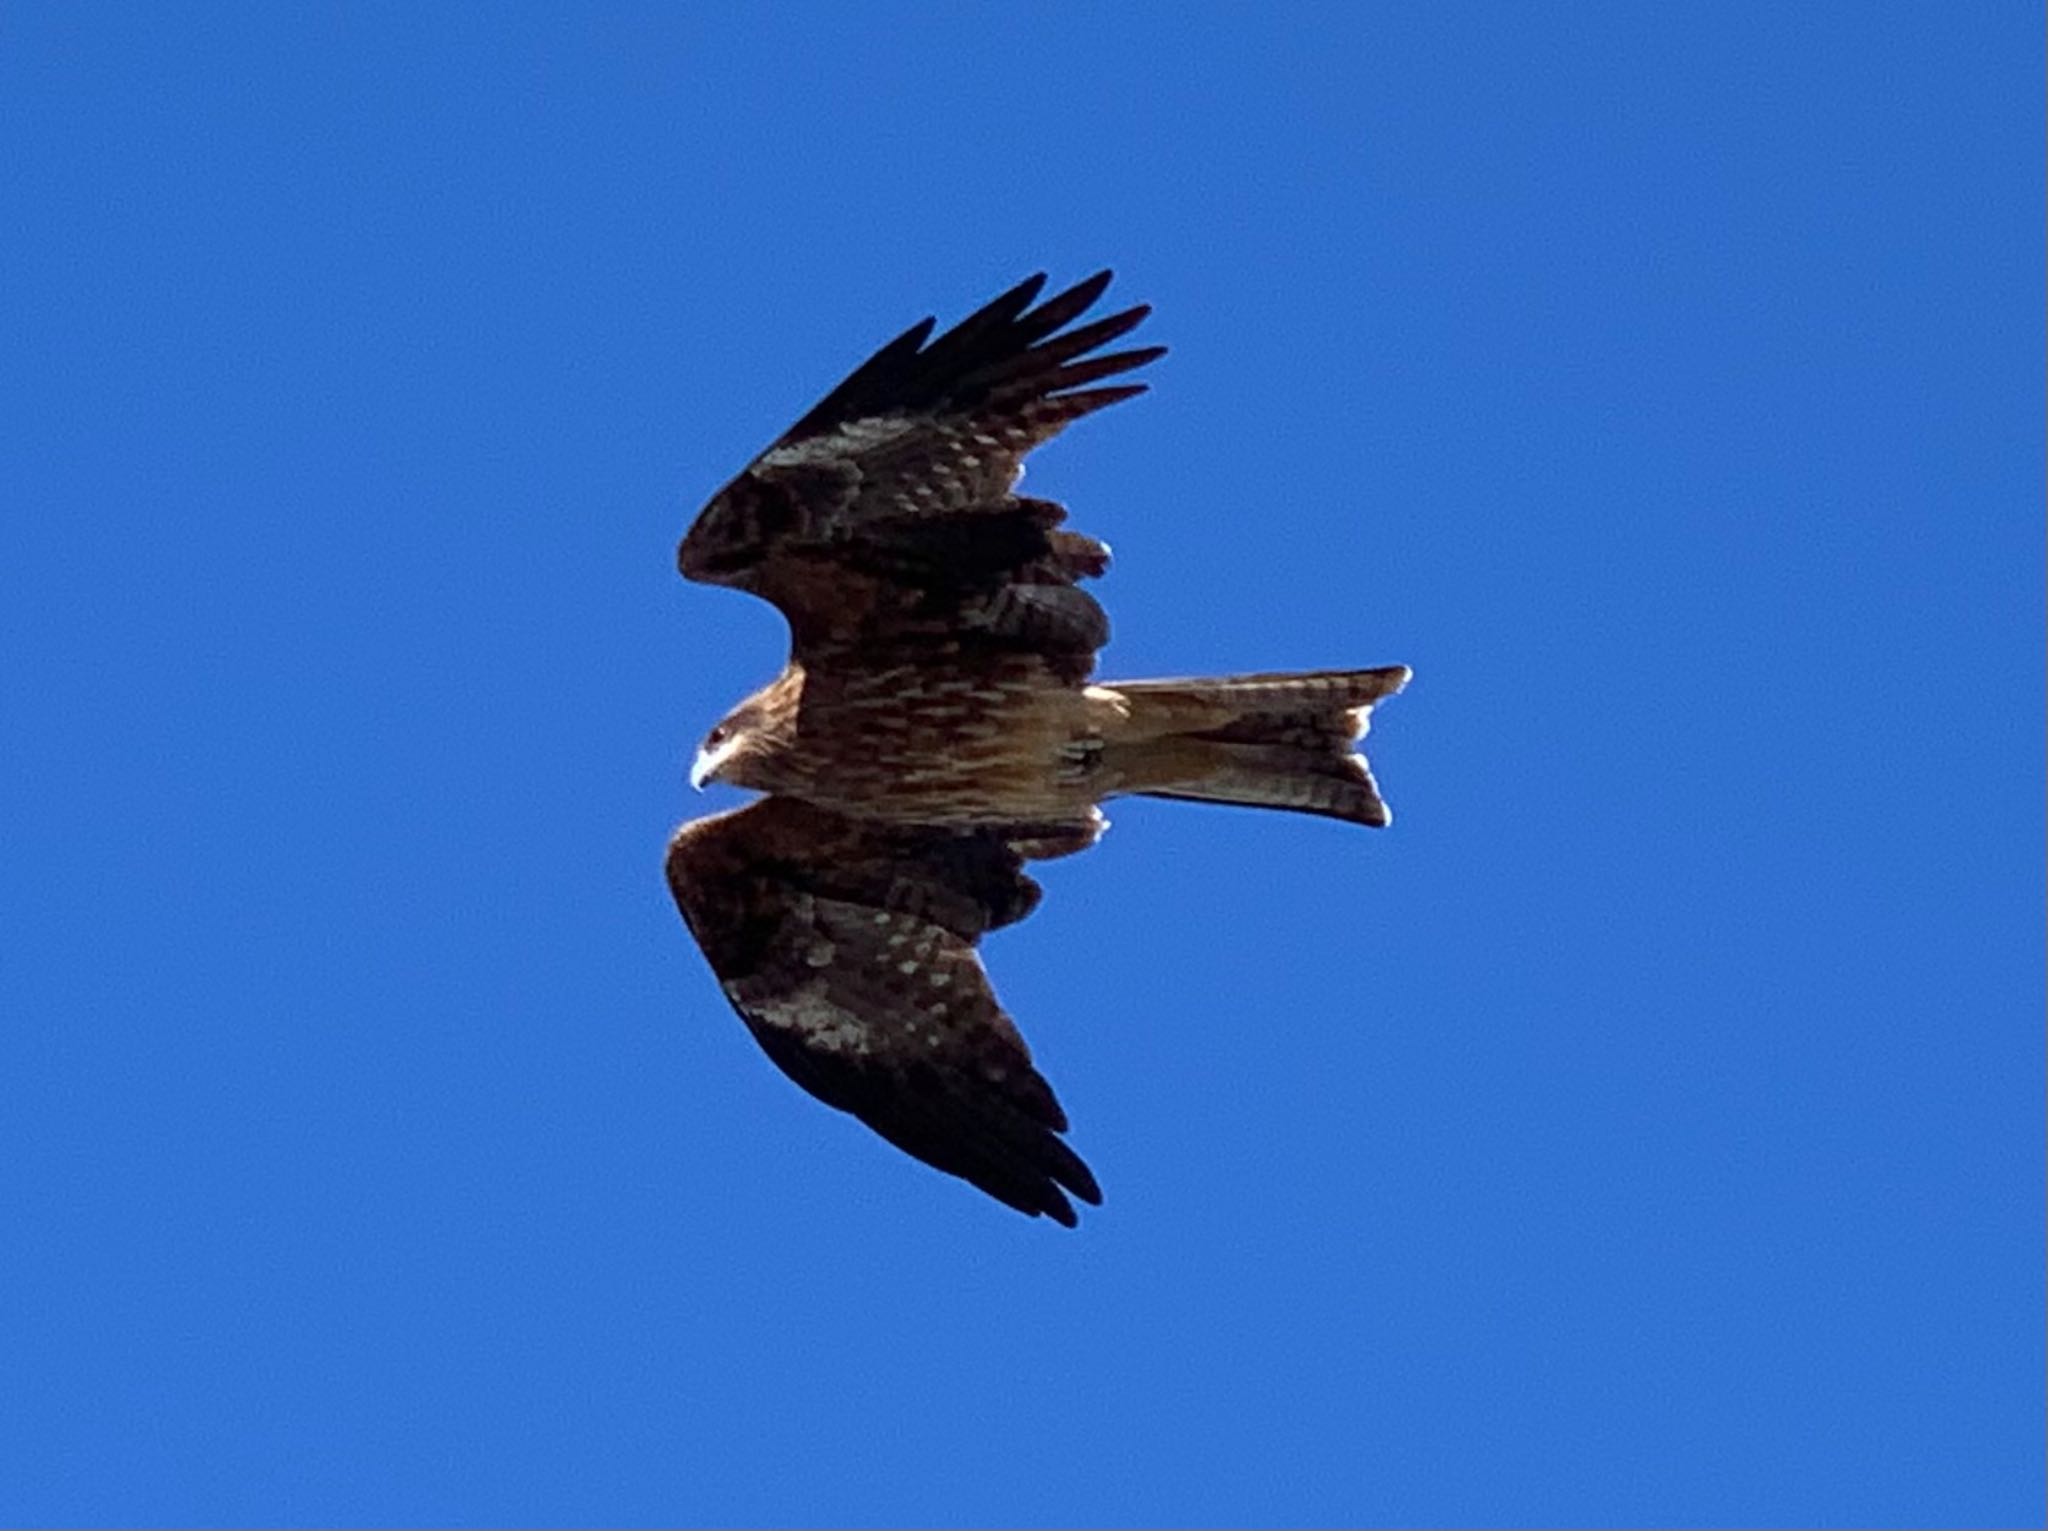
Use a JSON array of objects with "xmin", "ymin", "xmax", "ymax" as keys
[
  {"xmin": 991, "ymin": 270, "xmax": 1052, "ymax": 323},
  {"xmin": 1014, "ymin": 1159, "xmax": 1102, "ymax": 1228},
  {"xmin": 1054, "ymin": 268, "xmax": 1115, "ymax": 309}
]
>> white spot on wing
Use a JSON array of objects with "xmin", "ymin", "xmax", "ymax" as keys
[
  {"xmin": 760, "ymin": 414, "xmax": 918, "ymax": 466},
  {"xmin": 733, "ymin": 980, "xmax": 878, "ymax": 1056}
]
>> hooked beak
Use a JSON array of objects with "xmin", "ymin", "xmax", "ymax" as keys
[{"xmin": 690, "ymin": 735, "xmax": 737, "ymax": 791}]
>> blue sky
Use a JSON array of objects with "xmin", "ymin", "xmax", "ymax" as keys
[{"xmin": 2, "ymin": 5, "xmax": 2040, "ymax": 1526}]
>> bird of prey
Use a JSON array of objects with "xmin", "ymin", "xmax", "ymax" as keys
[{"xmin": 666, "ymin": 271, "xmax": 1409, "ymax": 1225}]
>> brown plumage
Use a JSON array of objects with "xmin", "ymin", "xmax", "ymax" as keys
[{"xmin": 668, "ymin": 272, "xmax": 1411, "ymax": 1225}]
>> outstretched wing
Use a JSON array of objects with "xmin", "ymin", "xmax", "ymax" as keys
[
  {"xmin": 678, "ymin": 272, "xmax": 1163, "ymax": 683},
  {"xmin": 665, "ymin": 797, "xmax": 1101, "ymax": 1225}
]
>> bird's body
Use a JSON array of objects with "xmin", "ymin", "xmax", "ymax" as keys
[
  {"xmin": 706, "ymin": 652, "xmax": 1112, "ymax": 828},
  {"xmin": 667, "ymin": 272, "xmax": 1410, "ymax": 1224},
  {"xmin": 707, "ymin": 654, "xmax": 1409, "ymax": 834}
]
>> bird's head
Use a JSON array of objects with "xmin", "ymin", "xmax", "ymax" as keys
[{"xmin": 689, "ymin": 687, "xmax": 794, "ymax": 792}]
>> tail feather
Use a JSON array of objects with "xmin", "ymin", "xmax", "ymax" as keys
[{"xmin": 1103, "ymin": 666, "xmax": 1410, "ymax": 827}]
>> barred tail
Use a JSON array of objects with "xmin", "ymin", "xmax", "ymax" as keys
[{"xmin": 1103, "ymin": 666, "xmax": 1411, "ymax": 827}]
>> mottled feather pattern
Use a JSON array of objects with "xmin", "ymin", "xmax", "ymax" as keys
[
  {"xmin": 678, "ymin": 271, "xmax": 1157, "ymax": 672},
  {"xmin": 741, "ymin": 649, "xmax": 1116, "ymax": 828},
  {"xmin": 666, "ymin": 799, "xmax": 1098, "ymax": 1224}
]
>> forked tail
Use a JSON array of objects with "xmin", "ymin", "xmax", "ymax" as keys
[{"xmin": 1102, "ymin": 667, "xmax": 1412, "ymax": 827}]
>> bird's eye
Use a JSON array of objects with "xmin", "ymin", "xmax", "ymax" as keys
[{"xmin": 706, "ymin": 724, "xmax": 729, "ymax": 747}]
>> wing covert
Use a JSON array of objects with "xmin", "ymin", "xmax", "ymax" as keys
[
  {"xmin": 664, "ymin": 798, "xmax": 1100, "ymax": 1225},
  {"xmin": 677, "ymin": 272, "xmax": 1162, "ymax": 682}
]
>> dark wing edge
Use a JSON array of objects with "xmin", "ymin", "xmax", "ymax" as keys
[
  {"xmin": 664, "ymin": 798, "xmax": 1101, "ymax": 1226},
  {"xmin": 676, "ymin": 272, "xmax": 1163, "ymax": 678},
  {"xmin": 769, "ymin": 269, "xmax": 1157, "ymax": 449}
]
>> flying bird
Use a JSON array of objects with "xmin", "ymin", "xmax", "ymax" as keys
[{"xmin": 666, "ymin": 272, "xmax": 1409, "ymax": 1225}]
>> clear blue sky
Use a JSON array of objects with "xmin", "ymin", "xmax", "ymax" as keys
[{"xmin": 3, "ymin": 5, "xmax": 2040, "ymax": 1526}]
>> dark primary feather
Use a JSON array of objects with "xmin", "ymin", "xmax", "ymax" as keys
[
  {"xmin": 777, "ymin": 270, "xmax": 1142, "ymax": 442},
  {"xmin": 666, "ymin": 798, "xmax": 1100, "ymax": 1226},
  {"xmin": 677, "ymin": 272, "xmax": 1162, "ymax": 680}
]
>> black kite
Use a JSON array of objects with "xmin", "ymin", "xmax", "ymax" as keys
[{"xmin": 667, "ymin": 273, "xmax": 1409, "ymax": 1224}]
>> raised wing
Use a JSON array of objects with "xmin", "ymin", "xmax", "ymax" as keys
[
  {"xmin": 665, "ymin": 797, "xmax": 1101, "ymax": 1225},
  {"xmin": 678, "ymin": 272, "xmax": 1163, "ymax": 683}
]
